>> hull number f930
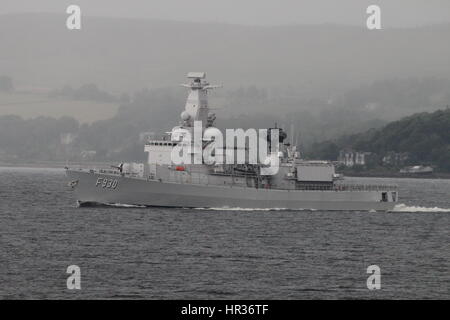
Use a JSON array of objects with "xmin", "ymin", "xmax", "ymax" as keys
[{"xmin": 95, "ymin": 177, "xmax": 118, "ymax": 189}]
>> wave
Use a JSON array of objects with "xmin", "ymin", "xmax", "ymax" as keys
[
  {"xmin": 77, "ymin": 202, "xmax": 450, "ymax": 212},
  {"xmin": 193, "ymin": 207, "xmax": 315, "ymax": 211},
  {"xmin": 197, "ymin": 205, "xmax": 450, "ymax": 212},
  {"xmin": 393, "ymin": 203, "xmax": 450, "ymax": 212},
  {"xmin": 108, "ymin": 203, "xmax": 147, "ymax": 208},
  {"xmin": 77, "ymin": 201, "xmax": 146, "ymax": 208}
]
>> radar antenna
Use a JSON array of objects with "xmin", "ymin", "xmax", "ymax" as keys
[{"xmin": 180, "ymin": 72, "xmax": 221, "ymax": 127}]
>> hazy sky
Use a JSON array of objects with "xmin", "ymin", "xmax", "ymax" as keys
[{"xmin": 2, "ymin": 0, "xmax": 450, "ymax": 27}]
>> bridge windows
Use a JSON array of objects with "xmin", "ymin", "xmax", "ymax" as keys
[
  {"xmin": 391, "ymin": 192, "xmax": 397, "ymax": 202},
  {"xmin": 148, "ymin": 141, "xmax": 176, "ymax": 146}
]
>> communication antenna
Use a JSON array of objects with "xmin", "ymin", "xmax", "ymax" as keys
[{"xmin": 290, "ymin": 122, "xmax": 294, "ymax": 146}]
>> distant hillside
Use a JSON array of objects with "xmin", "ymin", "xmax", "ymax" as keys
[
  {"xmin": 1, "ymin": 13, "xmax": 450, "ymax": 165},
  {"xmin": 0, "ymin": 91, "xmax": 118, "ymax": 123},
  {"xmin": 307, "ymin": 108, "xmax": 450, "ymax": 171}
]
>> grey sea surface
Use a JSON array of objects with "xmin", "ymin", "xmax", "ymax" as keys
[{"xmin": 0, "ymin": 167, "xmax": 449, "ymax": 299}]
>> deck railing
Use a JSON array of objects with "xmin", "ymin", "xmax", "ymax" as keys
[
  {"xmin": 332, "ymin": 184, "xmax": 398, "ymax": 191},
  {"xmin": 295, "ymin": 184, "xmax": 398, "ymax": 191},
  {"xmin": 71, "ymin": 167, "xmax": 398, "ymax": 191}
]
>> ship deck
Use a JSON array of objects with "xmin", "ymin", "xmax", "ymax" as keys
[{"xmin": 67, "ymin": 167, "xmax": 398, "ymax": 192}]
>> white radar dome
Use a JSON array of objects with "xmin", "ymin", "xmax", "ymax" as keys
[{"xmin": 181, "ymin": 111, "xmax": 191, "ymax": 121}]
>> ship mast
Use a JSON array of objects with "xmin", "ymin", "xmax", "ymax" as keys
[{"xmin": 180, "ymin": 72, "xmax": 220, "ymax": 127}]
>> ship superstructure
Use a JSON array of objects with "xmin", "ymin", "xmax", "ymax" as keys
[{"xmin": 66, "ymin": 73, "xmax": 398, "ymax": 211}]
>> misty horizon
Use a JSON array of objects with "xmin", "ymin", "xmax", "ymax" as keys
[
  {"xmin": 2, "ymin": 0, "xmax": 450, "ymax": 28},
  {"xmin": 1, "ymin": 3, "xmax": 449, "ymax": 165},
  {"xmin": 4, "ymin": 11, "xmax": 450, "ymax": 30}
]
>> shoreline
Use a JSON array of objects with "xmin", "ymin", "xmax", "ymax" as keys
[
  {"xmin": 0, "ymin": 160, "xmax": 115, "ymax": 169},
  {"xmin": 342, "ymin": 171, "xmax": 450, "ymax": 180}
]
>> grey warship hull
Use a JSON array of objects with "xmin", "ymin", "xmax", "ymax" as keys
[
  {"xmin": 65, "ymin": 73, "xmax": 398, "ymax": 211},
  {"xmin": 66, "ymin": 169, "xmax": 396, "ymax": 211}
]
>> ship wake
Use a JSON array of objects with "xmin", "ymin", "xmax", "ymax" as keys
[
  {"xmin": 193, "ymin": 207, "xmax": 316, "ymax": 211},
  {"xmin": 76, "ymin": 201, "xmax": 146, "ymax": 208},
  {"xmin": 392, "ymin": 203, "xmax": 450, "ymax": 212},
  {"xmin": 76, "ymin": 202, "xmax": 450, "ymax": 212}
]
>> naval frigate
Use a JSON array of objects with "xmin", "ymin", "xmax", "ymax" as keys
[{"xmin": 66, "ymin": 72, "xmax": 398, "ymax": 211}]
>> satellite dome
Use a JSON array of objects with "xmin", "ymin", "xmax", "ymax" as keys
[{"xmin": 181, "ymin": 111, "xmax": 191, "ymax": 121}]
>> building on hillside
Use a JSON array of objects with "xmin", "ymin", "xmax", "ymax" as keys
[
  {"xmin": 338, "ymin": 150, "xmax": 376, "ymax": 167},
  {"xmin": 80, "ymin": 150, "xmax": 97, "ymax": 160},
  {"xmin": 60, "ymin": 133, "xmax": 76, "ymax": 145},
  {"xmin": 139, "ymin": 131, "xmax": 156, "ymax": 142},
  {"xmin": 382, "ymin": 151, "xmax": 410, "ymax": 167}
]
